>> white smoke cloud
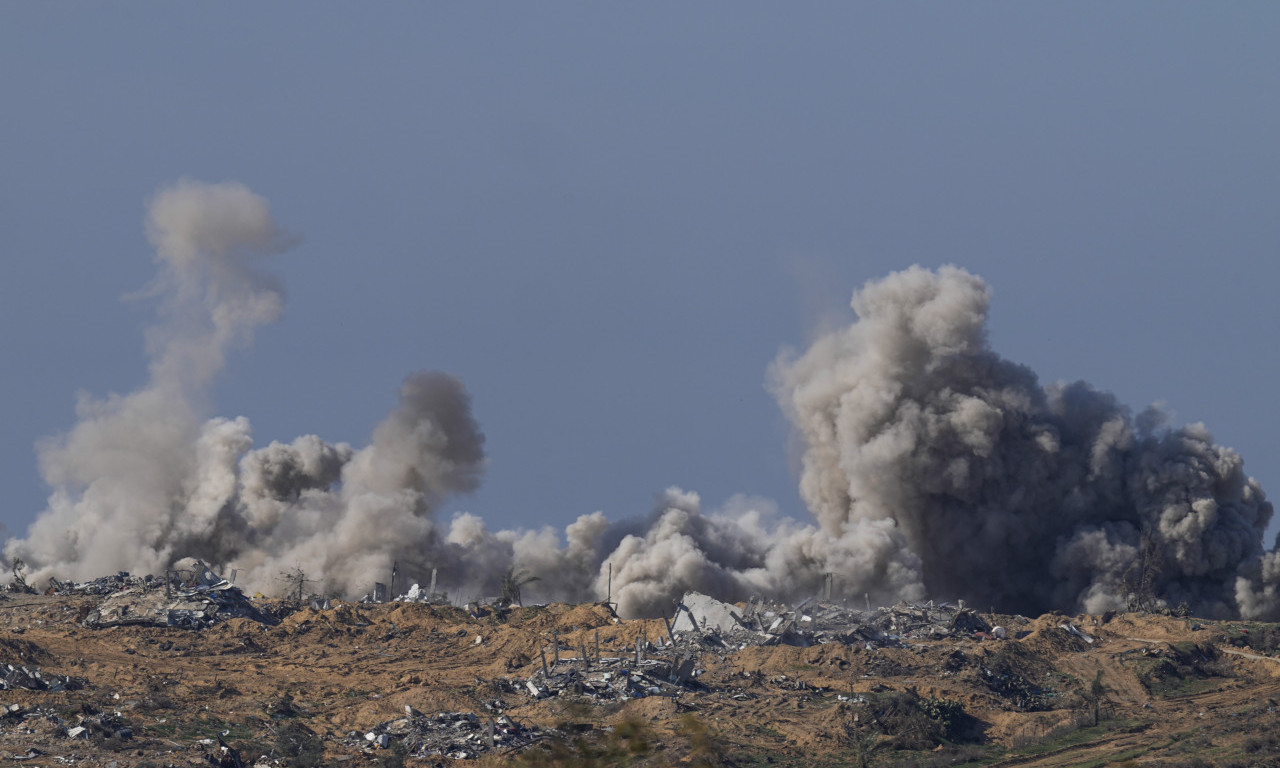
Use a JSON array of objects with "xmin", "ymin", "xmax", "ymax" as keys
[
  {"xmin": 8, "ymin": 180, "xmax": 294, "ymax": 583},
  {"xmin": 10, "ymin": 189, "xmax": 1280, "ymax": 620}
]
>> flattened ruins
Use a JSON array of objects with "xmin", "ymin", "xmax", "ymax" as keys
[{"xmin": 1, "ymin": 564, "xmax": 1280, "ymax": 766}]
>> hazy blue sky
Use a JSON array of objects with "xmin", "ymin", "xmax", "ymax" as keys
[{"xmin": 3, "ymin": 4, "xmax": 1278, "ymax": 543}]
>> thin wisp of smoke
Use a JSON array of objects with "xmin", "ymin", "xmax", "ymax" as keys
[{"xmin": 8, "ymin": 183, "xmax": 1280, "ymax": 620}]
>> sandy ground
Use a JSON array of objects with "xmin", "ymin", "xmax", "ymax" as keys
[{"xmin": 0, "ymin": 594, "xmax": 1277, "ymax": 766}]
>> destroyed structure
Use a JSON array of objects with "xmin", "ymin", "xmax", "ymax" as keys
[
  {"xmin": 350, "ymin": 708, "xmax": 545, "ymax": 760},
  {"xmin": 671, "ymin": 591, "xmax": 997, "ymax": 649},
  {"xmin": 477, "ymin": 593, "xmax": 1014, "ymax": 708},
  {"xmin": 0, "ymin": 665, "xmax": 82, "ymax": 693},
  {"xmin": 43, "ymin": 561, "xmax": 278, "ymax": 631},
  {"xmin": 340, "ymin": 591, "xmax": 1032, "ymax": 758}
]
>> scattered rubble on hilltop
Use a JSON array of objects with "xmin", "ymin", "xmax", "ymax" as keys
[
  {"xmin": 0, "ymin": 664, "xmax": 83, "ymax": 692},
  {"xmin": 350, "ymin": 708, "xmax": 546, "ymax": 759},
  {"xmin": 0, "ymin": 703, "xmax": 133, "ymax": 746},
  {"xmin": 488, "ymin": 592, "xmax": 1023, "ymax": 710},
  {"xmin": 45, "ymin": 560, "xmax": 279, "ymax": 631},
  {"xmin": 520, "ymin": 639, "xmax": 702, "ymax": 704},
  {"xmin": 670, "ymin": 591, "xmax": 1002, "ymax": 650},
  {"xmin": 0, "ymin": 568, "xmax": 1270, "ymax": 767}
]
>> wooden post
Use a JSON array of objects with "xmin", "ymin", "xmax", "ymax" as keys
[
  {"xmin": 539, "ymin": 647, "xmax": 549, "ymax": 678},
  {"xmin": 552, "ymin": 631, "xmax": 560, "ymax": 664}
]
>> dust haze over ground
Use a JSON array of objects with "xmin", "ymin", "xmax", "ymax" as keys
[{"xmin": 7, "ymin": 181, "xmax": 1280, "ymax": 621}]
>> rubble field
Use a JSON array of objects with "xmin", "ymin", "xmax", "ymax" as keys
[{"xmin": 0, "ymin": 575, "xmax": 1279, "ymax": 766}]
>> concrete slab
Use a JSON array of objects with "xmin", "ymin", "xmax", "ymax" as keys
[{"xmin": 671, "ymin": 591, "xmax": 744, "ymax": 634}]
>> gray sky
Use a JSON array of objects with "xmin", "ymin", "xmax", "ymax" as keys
[{"xmin": 2, "ymin": 3, "xmax": 1278, "ymax": 543}]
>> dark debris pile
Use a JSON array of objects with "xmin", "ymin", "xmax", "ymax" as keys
[
  {"xmin": 351, "ymin": 709, "xmax": 545, "ymax": 760},
  {"xmin": 62, "ymin": 560, "xmax": 278, "ymax": 631},
  {"xmin": 0, "ymin": 663, "xmax": 83, "ymax": 692},
  {"xmin": 673, "ymin": 591, "xmax": 994, "ymax": 650}
]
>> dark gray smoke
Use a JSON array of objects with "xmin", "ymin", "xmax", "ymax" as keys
[
  {"xmin": 9, "ymin": 187, "xmax": 1278, "ymax": 619},
  {"xmin": 771, "ymin": 265, "xmax": 1278, "ymax": 618}
]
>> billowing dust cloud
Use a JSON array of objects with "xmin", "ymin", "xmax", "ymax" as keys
[
  {"xmin": 9, "ymin": 183, "xmax": 1280, "ymax": 620},
  {"xmin": 773, "ymin": 265, "xmax": 1280, "ymax": 619}
]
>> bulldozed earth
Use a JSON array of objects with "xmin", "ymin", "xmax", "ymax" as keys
[{"xmin": 2, "ymin": 587, "xmax": 1280, "ymax": 767}]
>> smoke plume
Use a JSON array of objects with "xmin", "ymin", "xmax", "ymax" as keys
[
  {"xmin": 9, "ymin": 186, "xmax": 1280, "ymax": 620},
  {"xmin": 771, "ymin": 265, "xmax": 1278, "ymax": 618}
]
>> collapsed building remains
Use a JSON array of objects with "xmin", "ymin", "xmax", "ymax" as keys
[
  {"xmin": 350, "ymin": 708, "xmax": 545, "ymax": 759},
  {"xmin": 46, "ymin": 561, "xmax": 278, "ymax": 630},
  {"xmin": 672, "ymin": 591, "xmax": 997, "ymax": 649}
]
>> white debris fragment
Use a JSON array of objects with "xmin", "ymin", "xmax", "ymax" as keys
[
  {"xmin": 1059, "ymin": 623, "xmax": 1095, "ymax": 644},
  {"xmin": 671, "ymin": 592, "xmax": 745, "ymax": 634}
]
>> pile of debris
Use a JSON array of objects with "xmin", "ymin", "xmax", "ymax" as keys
[
  {"xmin": 671, "ymin": 592, "xmax": 996, "ymax": 649},
  {"xmin": 64, "ymin": 712, "xmax": 134, "ymax": 743},
  {"xmin": 0, "ymin": 664, "xmax": 83, "ymax": 692},
  {"xmin": 77, "ymin": 560, "xmax": 277, "ymax": 631},
  {"xmin": 0, "ymin": 703, "xmax": 133, "ymax": 745},
  {"xmin": 861, "ymin": 600, "xmax": 993, "ymax": 640},
  {"xmin": 352, "ymin": 708, "xmax": 545, "ymax": 759},
  {"xmin": 495, "ymin": 593, "xmax": 1005, "ymax": 707},
  {"xmin": 48, "ymin": 572, "xmax": 166, "ymax": 596},
  {"xmin": 524, "ymin": 654, "xmax": 699, "ymax": 703},
  {"xmin": 509, "ymin": 622, "xmax": 704, "ymax": 705}
]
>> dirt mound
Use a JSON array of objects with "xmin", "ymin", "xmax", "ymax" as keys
[{"xmin": 0, "ymin": 637, "xmax": 51, "ymax": 666}]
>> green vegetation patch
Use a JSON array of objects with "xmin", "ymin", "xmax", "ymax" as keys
[{"xmin": 1123, "ymin": 642, "xmax": 1230, "ymax": 698}]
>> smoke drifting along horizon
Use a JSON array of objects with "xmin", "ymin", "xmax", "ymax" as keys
[{"xmin": 9, "ymin": 182, "xmax": 1280, "ymax": 620}]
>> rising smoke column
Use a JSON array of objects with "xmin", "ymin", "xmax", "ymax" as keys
[
  {"xmin": 5, "ymin": 181, "xmax": 491, "ymax": 598},
  {"xmin": 770, "ymin": 265, "xmax": 1277, "ymax": 618},
  {"xmin": 7, "ymin": 180, "xmax": 293, "ymax": 582},
  {"xmin": 228, "ymin": 370, "xmax": 488, "ymax": 596}
]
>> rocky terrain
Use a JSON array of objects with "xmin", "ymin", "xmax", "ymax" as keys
[{"xmin": 1, "ymin": 583, "xmax": 1279, "ymax": 767}]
